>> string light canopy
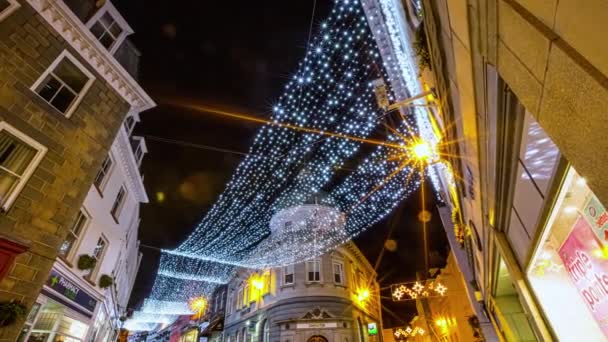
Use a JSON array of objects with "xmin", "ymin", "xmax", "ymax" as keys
[{"xmin": 129, "ymin": 0, "xmax": 443, "ymax": 328}]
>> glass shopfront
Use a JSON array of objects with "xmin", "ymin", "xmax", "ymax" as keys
[
  {"xmin": 528, "ymin": 167, "xmax": 608, "ymax": 340},
  {"xmin": 24, "ymin": 299, "xmax": 90, "ymax": 342}
]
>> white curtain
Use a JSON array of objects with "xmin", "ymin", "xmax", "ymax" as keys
[{"xmin": 0, "ymin": 131, "xmax": 36, "ymax": 205}]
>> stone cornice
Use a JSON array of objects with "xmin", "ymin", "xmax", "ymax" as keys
[
  {"xmin": 26, "ymin": 0, "xmax": 156, "ymax": 113},
  {"xmin": 112, "ymin": 126, "xmax": 149, "ymax": 203}
]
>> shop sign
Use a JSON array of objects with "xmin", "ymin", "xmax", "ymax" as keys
[
  {"xmin": 46, "ymin": 269, "xmax": 97, "ymax": 313},
  {"xmin": 368, "ymin": 322, "xmax": 378, "ymax": 335},
  {"xmin": 559, "ymin": 216, "xmax": 608, "ymax": 336},
  {"xmin": 295, "ymin": 322, "xmax": 338, "ymax": 329},
  {"xmin": 584, "ymin": 195, "xmax": 608, "ymax": 242}
]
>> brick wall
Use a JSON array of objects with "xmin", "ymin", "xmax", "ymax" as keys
[{"xmin": 0, "ymin": 3, "xmax": 130, "ymax": 340}]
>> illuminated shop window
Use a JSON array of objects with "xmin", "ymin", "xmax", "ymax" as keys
[
  {"xmin": 508, "ymin": 111, "xmax": 560, "ymax": 266},
  {"xmin": 492, "ymin": 257, "xmax": 536, "ymax": 341},
  {"xmin": 528, "ymin": 167, "xmax": 608, "ymax": 340}
]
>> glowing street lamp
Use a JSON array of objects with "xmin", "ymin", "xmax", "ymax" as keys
[
  {"xmin": 189, "ymin": 296, "xmax": 207, "ymax": 319},
  {"xmin": 407, "ymin": 138, "xmax": 439, "ymax": 166},
  {"xmin": 356, "ymin": 288, "xmax": 371, "ymax": 305}
]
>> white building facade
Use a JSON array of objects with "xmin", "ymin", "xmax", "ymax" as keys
[{"xmin": 223, "ymin": 241, "xmax": 383, "ymax": 342}]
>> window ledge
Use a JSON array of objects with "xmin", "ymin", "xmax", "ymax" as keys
[
  {"xmin": 83, "ymin": 275, "xmax": 96, "ymax": 287},
  {"xmin": 57, "ymin": 255, "xmax": 73, "ymax": 268},
  {"xmin": 280, "ymin": 284, "xmax": 295, "ymax": 289},
  {"xmin": 111, "ymin": 214, "xmax": 119, "ymax": 224},
  {"xmin": 20, "ymin": 82, "xmax": 74, "ymax": 123},
  {"xmin": 304, "ymin": 281, "xmax": 323, "ymax": 287}
]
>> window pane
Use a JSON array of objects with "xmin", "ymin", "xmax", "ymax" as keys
[
  {"xmin": 54, "ymin": 59, "xmax": 88, "ymax": 92},
  {"xmin": 90, "ymin": 22, "xmax": 105, "ymax": 39},
  {"xmin": 93, "ymin": 238, "xmax": 105, "ymax": 258},
  {"xmin": 94, "ymin": 156, "xmax": 112, "ymax": 188},
  {"xmin": 71, "ymin": 211, "xmax": 87, "ymax": 236},
  {"xmin": 37, "ymin": 75, "xmax": 61, "ymax": 102},
  {"xmin": 285, "ymin": 274, "xmax": 293, "ymax": 284},
  {"xmin": 56, "ymin": 316, "xmax": 88, "ymax": 338},
  {"xmin": 0, "ymin": 170, "xmax": 20, "ymax": 206},
  {"xmin": 0, "ymin": 132, "xmax": 37, "ymax": 175},
  {"xmin": 519, "ymin": 111, "xmax": 559, "ymax": 196},
  {"xmin": 99, "ymin": 33, "xmax": 115, "ymax": 49},
  {"xmin": 100, "ymin": 12, "xmax": 115, "ymax": 27},
  {"xmin": 109, "ymin": 22, "xmax": 123, "ymax": 37},
  {"xmin": 33, "ymin": 312, "xmax": 60, "ymax": 330},
  {"xmin": 58, "ymin": 234, "xmax": 75, "ymax": 257},
  {"xmin": 50, "ymin": 86, "xmax": 77, "ymax": 113}
]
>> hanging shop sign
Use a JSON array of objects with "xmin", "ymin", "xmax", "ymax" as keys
[
  {"xmin": 584, "ymin": 195, "xmax": 608, "ymax": 242},
  {"xmin": 367, "ymin": 322, "xmax": 378, "ymax": 336},
  {"xmin": 559, "ymin": 215, "xmax": 608, "ymax": 336},
  {"xmin": 45, "ymin": 269, "xmax": 98, "ymax": 313}
]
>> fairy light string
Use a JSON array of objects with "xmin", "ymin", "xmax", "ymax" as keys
[{"xmin": 129, "ymin": 0, "xmax": 442, "ymax": 326}]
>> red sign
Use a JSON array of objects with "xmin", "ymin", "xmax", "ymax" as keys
[{"xmin": 559, "ymin": 216, "xmax": 608, "ymax": 335}]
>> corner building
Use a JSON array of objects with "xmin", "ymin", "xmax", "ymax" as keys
[
  {"xmin": 223, "ymin": 241, "xmax": 382, "ymax": 342},
  {"xmin": 414, "ymin": 0, "xmax": 608, "ymax": 340},
  {"xmin": 0, "ymin": 0, "xmax": 153, "ymax": 340}
]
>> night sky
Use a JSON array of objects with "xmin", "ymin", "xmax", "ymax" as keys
[{"xmin": 113, "ymin": 0, "xmax": 448, "ymax": 328}]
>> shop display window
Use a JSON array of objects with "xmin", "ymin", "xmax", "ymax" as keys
[
  {"xmin": 492, "ymin": 258, "xmax": 536, "ymax": 341},
  {"xmin": 528, "ymin": 167, "xmax": 608, "ymax": 340},
  {"xmin": 25, "ymin": 300, "xmax": 89, "ymax": 342}
]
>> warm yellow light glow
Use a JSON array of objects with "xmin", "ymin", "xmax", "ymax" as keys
[
  {"xmin": 189, "ymin": 296, "xmax": 207, "ymax": 319},
  {"xmin": 412, "ymin": 140, "xmax": 433, "ymax": 160},
  {"xmin": 402, "ymin": 137, "xmax": 439, "ymax": 167},
  {"xmin": 356, "ymin": 288, "xmax": 370, "ymax": 304},
  {"xmin": 593, "ymin": 245, "xmax": 608, "ymax": 259},
  {"xmin": 252, "ymin": 278, "xmax": 264, "ymax": 290}
]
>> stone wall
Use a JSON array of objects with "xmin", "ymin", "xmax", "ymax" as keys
[{"xmin": 0, "ymin": 3, "xmax": 129, "ymax": 340}]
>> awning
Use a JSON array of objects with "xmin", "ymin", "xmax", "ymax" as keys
[{"xmin": 200, "ymin": 315, "xmax": 224, "ymax": 337}]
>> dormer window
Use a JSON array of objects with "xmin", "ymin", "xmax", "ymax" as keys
[{"xmin": 90, "ymin": 11, "xmax": 123, "ymax": 50}]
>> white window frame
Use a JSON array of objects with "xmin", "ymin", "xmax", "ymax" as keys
[
  {"xmin": 237, "ymin": 287, "xmax": 244, "ymax": 310},
  {"xmin": 94, "ymin": 154, "xmax": 114, "ymax": 192},
  {"xmin": 59, "ymin": 207, "xmax": 90, "ymax": 261},
  {"xmin": 0, "ymin": 122, "xmax": 47, "ymax": 211},
  {"xmin": 123, "ymin": 115, "xmax": 137, "ymax": 135},
  {"xmin": 283, "ymin": 264, "xmax": 294, "ymax": 286},
  {"xmin": 31, "ymin": 50, "xmax": 95, "ymax": 118},
  {"xmin": 87, "ymin": 235, "xmax": 109, "ymax": 280},
  {"xmin": 243, "ymin": 284, "xmax": 250, "ymax": 306},
  {"xmin": 0, "ymin": 0, "xmax": 20, "ymax": 21},
  {"xmin": 332, "ymin": 261, "xmax": 345, "ymax": 285},
  {"xmin": 132, "ymin": 139, "xmax": 145, "ymax": 165},
  {"xmin": 85, "ymin": 2, "xmax": 133, "ymax": 54},
  {"xmin": 306, "ymin": 259, "xmax": 321, "ymax": 283},
  {"xmin": 110, "ymin": 186, "xmax": 127, "ymax": 222}
]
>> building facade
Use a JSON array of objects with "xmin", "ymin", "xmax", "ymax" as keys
[
  {"xmin": 18, "ymin": 113, "xmax": 148, "ymax": 342},
  {"xmin": 223, "ymin": 241, "xmax": 382, "ymax": 342},
  {"xmin": 0, "ymin": 0, "xmax": 153, "ymax": 340},
  {"xmin": 415, "ymin": 0, "xmax": 608, "ymax": 340}
]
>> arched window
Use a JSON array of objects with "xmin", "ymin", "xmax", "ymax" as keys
[
  {"xmin": 260, "ymin": 319, "xmax": 270, "ymax": 342},
  {"xmin": 242, "ymin": 327, "xmax": 248, "ymax": 342},
  {"xmin": 236, "ymin": 330, "xmax": 240, "ymax": 342}
]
